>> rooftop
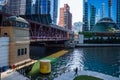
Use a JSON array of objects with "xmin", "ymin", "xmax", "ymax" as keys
[
  {"xmin": 6, "ymin": 16, "xmax": 29, "ymax": 24},
  {"xmin": 92, "ymin": 17, "xmax": 118, "ymax": 32}
]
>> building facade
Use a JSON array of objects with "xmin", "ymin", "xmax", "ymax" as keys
[
  {"xmin": 0, "ymin": 37, "xmax": 9, "ymax": 71},
  {"xmin": 35, "ymin": 0, "xmax": 50, "ymax": 14},
  {"xmin": 83, "ymin": 0, "xmax": 88, "ymax": 31},
  {"xmin": 108, "ymin": 0, "xmax": 112, "ymax": 18},
  {"xmin": 102, "ymin": 3, "xmax": 105, "ymax": 18},
  {"xmin": 31, "ymin": 4, "xmax": 35, "ymax": 14},
  {"xmin": 116, "ymin": 0, "xmax": 120, "ymax": 28},
  {"xmin": 6, "ymin": 0, "xmax": 26, "ymax": 15},
  {"xmin": 50, "ymin": 0, "xmax": 58, "ymax": 24},
  {"xmin": 34, "ymin": 0, "xmax": 58, "ymax": 24},
  {"xmin": 90, "ymin": 4, "xmax": 96, "ymax": 31},
  {"xmin": 73, "ymin": 22, "xmax": 83, "ymax": 33},
  {"xmin": 0, "ymin": 16, "xmax": 30, "ymax": 67},
  {"xmin": 25, "ymin": 0, "xmax": 32, "ymax": 15},
  {"xmin": 58, "ymin": 4, "xmax": 72, "ymax": 30}
]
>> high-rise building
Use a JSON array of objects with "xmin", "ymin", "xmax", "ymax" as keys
[
  {"xmin": 7, "ymin": 0, "xmax": 26, "ymax": 15},
  {"xmin": 116, "ymin": 0, "xmax": 120, "ymax": 28},
  {"xmin": 31, "ymin": 4, "xmax": 35, "ymax": 14},
  {"xmin": 26, "ymin": 0, "xmax": 32, "ymax": 15},
  {"xmin": 102, "ymin": 3, "xmax": 105, "ymax": 18},
  {"xmin": 50, "ymin": 0, "xmax": 58, "ymax": 24},
  {"xmin": 83, "ymin": 0, "xmax": 88, "ymax": 31},
  {"xmin": 108, "ymin": 0, "xmax": 112, "ymax": 18},
  {"xmin": 0, "ymin": 0, "xmax": 4, "ymax": 11},
  {"xmin": 0, "ymin": 0, "xmax": 8, "ymax": 12},
  {"xmin": 58, "ymin": 8, "xmax": 64, "ymax": 27},
  {"xmin": 95, "ymin": 9, "xmax": 100, "ymax": 23},
  {"xmin": 73, "ymin": 22, "xmax": 83, "ymax": 33},
  {"xmin": 35, "ymin": 0, "xmax": 59, "ymax": 24},
  {"xmin": 58, "ymin": 4, "xmax": 72, "ymax": 30},
  {"xmin": 90, "ymin": 4, "xmax": 96, "ymax": 31},
  {"xmin": 35, "ymin": 0, "xmax": 50, "ymax": 14}
]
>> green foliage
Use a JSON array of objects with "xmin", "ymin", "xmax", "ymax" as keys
[
  {"xmin": 78, "ymin": 32, "xmax": 94, "ymax": 38},
  {"xmin": 107, "ymin": 26, "xmax": 116, "ymax": 32},
  {"xmin": 74, "ymin": 75, "xmax": 103, "ymax": 80}
]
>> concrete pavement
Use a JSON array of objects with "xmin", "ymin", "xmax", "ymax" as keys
[
  {"xmin": 54, "ymin": 70, "xmax": 120, "ymax": 80},
  {"xmin": 1, "ymin": 69, "xmax": 29, "ymax": 80}
]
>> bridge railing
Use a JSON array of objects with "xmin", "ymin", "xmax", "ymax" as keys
[{"xmin": 30, "ymin": 36, "xmax": 68, "ymax": 42}]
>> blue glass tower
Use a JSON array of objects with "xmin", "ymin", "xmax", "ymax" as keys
[
  {"xmin": 26, "ymin": 0, "xmax": 32, "ymax": 15},
  {"xmin": 35, "ymin": 0, "xmax": 58, "ymax": 24},
  {"xmin": 90, "ymin": 4, "xmax": 96, "ymax": 31},
  {"xmin": 108, "ymin": 0, "xmax": 112, "ymax": 18},
  {"xmin": 50, "ymin": 0, "xmax": 58, "ymax": 24},
  {"xmin": 117, "ymin": 0, "xmax": 120, "ymax": 28},
  {"xmin": 35, "ymin": 0, "xmax": 50, "ymax": 14},
  {"xmin": 83, "ymin": 0, "xmax": 89, "ymax": 31}
]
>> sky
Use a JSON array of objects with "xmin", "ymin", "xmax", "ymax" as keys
[{"xmin": 59, "ymin": 0, "xmax": 83, "ymax": 24}]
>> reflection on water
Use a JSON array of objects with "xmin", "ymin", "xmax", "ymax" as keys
[
  {"xmin": 30, "ymin": 47, "xmax": 120, "ymax": 79},
  {"xmin": 49, "ymin": 47, "xmax": 120, "ymax": 79},
  {"xmin": 69, "ymin": 49, "xmax": 84, "ymax": 70}
]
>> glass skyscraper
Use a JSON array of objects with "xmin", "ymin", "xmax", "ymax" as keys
[
  {"xmin": 7, "ymin": 0, "xmax": 26, "ymax": 15},
  {"xmin": 117, "ymin": 0, "xmax": 120, "ymax": 28},
  {"xmin": 50, "ymin": 0, "xmax": 58, "ymax": 24},
  {"xmin": 90, "ymin": 4, "xmax": 96, "ymax": 31},
  {"xmin": 35, "ymin": 0, "xmax": 58, "ymax": 24},
  {"xmin": 26, "ymin": 0, "xmax": 32, "ymax": 15},
  {"xmin": 83, "ymin": 0, "xmax": 89, "ymax": 31},
  {"xmin": 35, "ymin": 0, "xmax": 50, "ymax": 14}
]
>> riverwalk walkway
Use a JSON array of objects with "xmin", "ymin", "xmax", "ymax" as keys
[
  {"xmin": 76, "ymin": 44, "xmax": 120, "ymax": 47},
  {"xmin": 1, "ymin": 50, "xmax": 69, "ymax": 80},
  {"xmin": 1, "ymin": 69, "xmax": 29, "ymax": 80},
  {"xmin": 54, "ymin": 70, "xmax": 120, "ymax": 80},
  {"xmin": 1, "ymin": 59, "xmax": 37, "ymax": 80}
]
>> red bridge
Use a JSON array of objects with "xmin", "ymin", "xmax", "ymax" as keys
[
  {"xmin": 28, "ymin": 20, "xmax": 73, "ymax": 42},
  {"xmin": 0, "ymin": 12, "xmax": 74, "ymax": 42}
]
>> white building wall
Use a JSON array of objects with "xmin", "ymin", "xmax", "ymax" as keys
[
  {"xmin": 0, "ymin": 37, "xmax": 9, "ymax": 67},
  {"xmin": 79, "ymin": 34, "xmax": 84, "ymax": 44}
]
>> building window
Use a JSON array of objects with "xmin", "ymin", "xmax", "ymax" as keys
[
  {"xmin": 16, "ymin": 22, "xmax": 20, "ymax": 27},
  {"xmin": 25, "ymin": 24, "xmax": 28, "ymax": 28},
  {"xmin": 17, "ymin": 48, "xmax": 27, "ymax": 56},
  {"xmin": 25, "ymin": 48, "xmax": 27, "ymax": 54},
  {"xmin": 4, "ymin": 33, "xmax": 8, "ymax": 36},
  {"xmin": 21, "ymin": 48, "xmax": 24, "ymax": 55},
  {"xmin": 17, "ymin": 49, "xmax": 21, "ymax": 56}
]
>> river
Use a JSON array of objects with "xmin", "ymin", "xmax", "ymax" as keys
[{"xmin": 27, "ymin": 47, "xmax": 120, "ymax": 79}]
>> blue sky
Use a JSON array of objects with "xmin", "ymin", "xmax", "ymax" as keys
[{"xmin": 88, "ymin": 0, "xmax": 116, "ymax": 22}]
